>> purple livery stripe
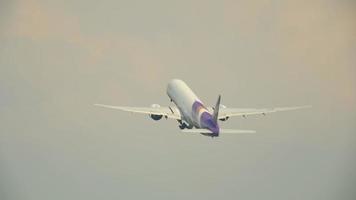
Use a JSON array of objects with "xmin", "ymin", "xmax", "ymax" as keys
[
  {"xmin": 192, "ymin": 101, "xmax": 220, "ymax": 136},
  {"xmin": 192, "ymin": 101, "xmax": 205, "ymax": 119}
]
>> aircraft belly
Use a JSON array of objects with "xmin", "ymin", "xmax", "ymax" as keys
[{"xmin": 167, "ymin": 79, "xmax": 200, "ymax": 127}]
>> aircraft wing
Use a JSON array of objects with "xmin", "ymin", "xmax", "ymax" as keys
[
  {"xmin": 218, "ymin": 105, "xmax": 311, "ymax": 119},
  {"xmin": 94, "ymin": 104, "xmax": 181, "ymax": 120}
]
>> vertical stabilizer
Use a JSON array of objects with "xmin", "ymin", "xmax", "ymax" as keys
[{"xmin": 213, "ymin": 95, "xmax": 221, "ymax": 123}]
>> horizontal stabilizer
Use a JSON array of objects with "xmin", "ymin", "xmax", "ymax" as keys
[
  {"xmin": 181, "ymin": 129, "xmax": 211, "ymax": 133},
  {"xmin": 220, "ymin": 129, "xmax": 256, "ymax": 134},
  {"xmin": 182, "ymin": 129, "xmax": 256, "ymax": 134}
]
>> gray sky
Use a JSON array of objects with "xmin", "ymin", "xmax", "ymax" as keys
[{"xmin": 0, "ymin": 0, "xmax": 355, "ymax": 199}]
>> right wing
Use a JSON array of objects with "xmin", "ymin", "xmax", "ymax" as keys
[
  {"xmin": 94, "ymin": 104, "xmax": 181, "ymax": 120},
  {"xmin": 218, "ymin": 105, "xmax": 311, "ymax": 120}
]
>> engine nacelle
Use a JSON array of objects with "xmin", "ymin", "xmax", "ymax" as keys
[
  {"xmin": 149, "ymin": 104, "xmax": 163, "ymax": 120},
  {"xmin": 218, "ymin": 104, "xmax": 229, "ymax": 121},
  {"xmin": 219, "ymin": 116, "xmax": 229, "ymax": 121}
]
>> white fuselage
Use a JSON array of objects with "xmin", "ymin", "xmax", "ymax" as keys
[{"xmin": 166, "ymin": 79, "xmax": 219, "ymax": 134}]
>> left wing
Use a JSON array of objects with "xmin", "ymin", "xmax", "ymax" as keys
[
  {"xmin": 94, "ymin": 104, "xmax": 181, "ymax": 120},
  {"xmin": 218, "ymin": 105, "xmax": 311, "ymax": 120}
]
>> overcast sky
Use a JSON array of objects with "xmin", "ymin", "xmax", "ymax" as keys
[{"xmin": 0, "ymin": 0, "xmax": 355, "ymax": 199}]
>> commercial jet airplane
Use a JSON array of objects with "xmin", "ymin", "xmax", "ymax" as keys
[{"xmin": 95, "ymin": 79, "xmax": 310, "ymax": 137}]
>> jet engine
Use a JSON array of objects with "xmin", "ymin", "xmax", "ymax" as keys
[
  {"xmin": 218, "ymin": 104, "xmax": 229, "ymax": 121},
  {"xmin": 149, "ymin": 104, "xmax": 163, "ymax": 120}
]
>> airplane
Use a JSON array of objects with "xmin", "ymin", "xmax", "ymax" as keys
[{"xmin": 95, "ymin": 79, "xmax": 310, "ymax": 137}]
